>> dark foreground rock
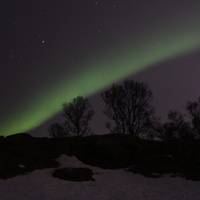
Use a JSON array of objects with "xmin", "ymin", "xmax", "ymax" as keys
[
  {"xmin": 52, "ymin": 167, "xmax": 94, "ymax": 182},
  {"xmin": 0, "ymin": 133, "xmax": 200, "ymax": 180}
]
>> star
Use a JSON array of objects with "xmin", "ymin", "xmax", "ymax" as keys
[
  {"xmin": 41, "ymin": 40, "xmax": 46, "ymax": 45},
  {"xmin": 112, "ymin": 0, "xmax": 120, "ymax": 9},
  {"xmin": 8, "ymin": 54, "xmax": 15, "ymax": 60},
  {"xmin": 97, "ymin": 28, "xmax": 102, "ymax": 33},
  {"xmin": 113, "ymin": 4, "xmax": 117, "ymax": 9},
  {"xmin": 95, "ymin": 0, "xmax": 102, "ymax": 6}
]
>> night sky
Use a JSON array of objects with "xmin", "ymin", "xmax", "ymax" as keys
[{"xmin": 1, "ymin": 0, "xmax": 200, "ymax": 136}]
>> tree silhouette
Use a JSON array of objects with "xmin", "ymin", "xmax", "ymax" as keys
[
  {"xmin": 63, "ymin": 96, "xmax": 94, "ymax": 136},
  {"xmin": 49, "ymin": 123, "xmax": 66, "ymax": 138},
  {"xmin": 162, "ymin": 111, "xmax": 193, "ymax": 141},
  {"xmin": 101, "ymin": 80, "xmax": 154, "ymax": 136},
  {"xmin": 187, "ymin": 97, "xmax": 200, "ymax": 136}
]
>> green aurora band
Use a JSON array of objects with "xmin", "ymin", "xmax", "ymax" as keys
[{"xmin": 1, "ymin": 21, "xmax": 200, "ymax": 135}]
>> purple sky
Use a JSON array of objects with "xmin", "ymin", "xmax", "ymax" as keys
[
  {"xmin": 32, "ymin": 49, "xmax": 200, "ymax": 136},
  {"xmin": 1, "ymin": 0, "xmax": 200, "ymax": 136}
]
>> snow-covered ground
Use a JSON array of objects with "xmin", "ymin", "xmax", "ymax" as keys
[{"xmin": 0, "ymin": 155, "xmax": 199, "ymax": 200}]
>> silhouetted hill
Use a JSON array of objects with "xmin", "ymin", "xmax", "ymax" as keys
[{"xmin": 0, "ymin": 133, "xmax": 200, "ymax": 180}]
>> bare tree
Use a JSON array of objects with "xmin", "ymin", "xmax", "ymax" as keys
[
  {"xmin": 187, "ymin": 97, "xmax": 200, "ymax": 136},
  {"xmin": 162, "ymin": 111, "xmax": 193, "ymax": 141},
  {"xmin": 101, "ymin": 80, "xmax": 154, "ymax": 136},
  {"xmin": 63, "ymin": 96, "xmax": 94, "ymax": 136},
  {"xmin": 49, "ymin": 123, "xmax": 66, "ymax": 138}
]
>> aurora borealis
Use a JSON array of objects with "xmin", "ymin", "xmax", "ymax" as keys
[{"xmin": 1, "ymin": 0, "xmax": 200, "ymax": 135}]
